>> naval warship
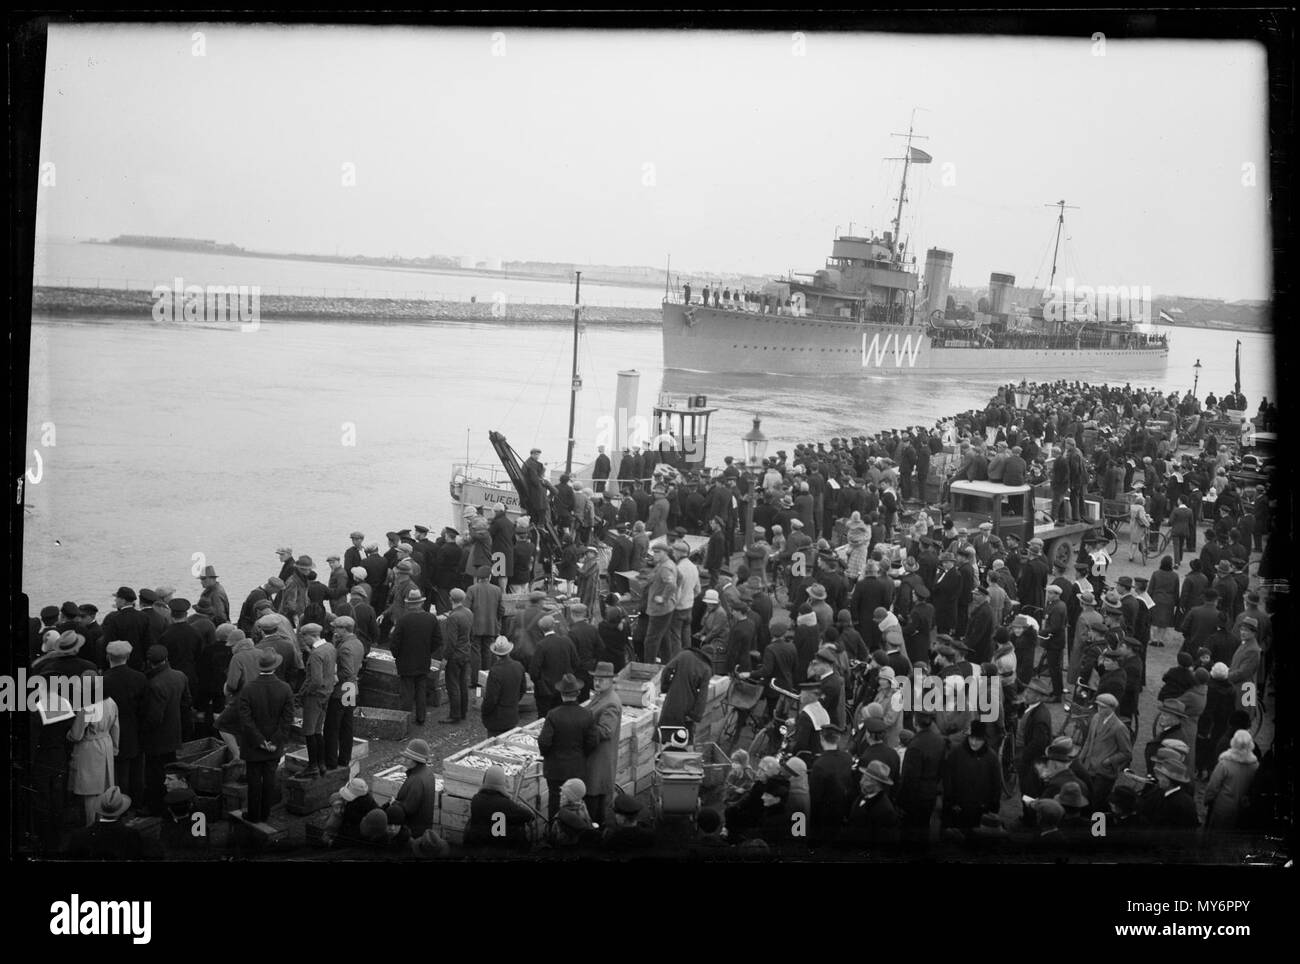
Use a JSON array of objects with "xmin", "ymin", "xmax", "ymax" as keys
[{"xmin": 662, "ymin": 121, "xmax": 1170, "ymax": 377}]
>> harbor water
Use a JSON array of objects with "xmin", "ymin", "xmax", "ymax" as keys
[{"xmin": 23, "ymin": 304, "xmax": 1273, "ymax": 609}]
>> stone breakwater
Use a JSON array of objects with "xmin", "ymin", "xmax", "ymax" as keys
[{"xmin": 31, "ymin": 285, "xmax": 661, "ymax": 326}]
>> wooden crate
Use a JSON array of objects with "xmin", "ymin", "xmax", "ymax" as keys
[
  {"xmin": 183, "ymin": 745, "xmax": 245, "ymax": 795},
  {"xmin": 370, "ymin": 764, "xmax": 408, "ymax": 805},
  {"xmin": 439, "ymin": 792, "xmax": 473, "ymax": 819},
  {"xmin": 357, "ymin": 683, "xmax": 405, "ymax": 711},
  {"xmin": 614, "ymin": 662, "xmax": 662, "ymax": 708},
  {"xmin": 177, "ymin": 737, "xmax": 224, "ymax": 764},
  {"xmin": 351, "ymin": 706, "xmax": 410, "ymax": 741},
  {"xmin": 283, "ymin": 768, "xmax": 350, "ymax": 815},
  {"xmin": 442, "ymin": 749, "xmax": 527, "ymax": 787},
  {"xmin": 440, "ymin": 810, "xmax": 469, "ymax": 833},
  {"xmin": 221, "ymin": 781, "xmax": 248, "ymax": 814},
  {"xmin": 189, "ymin": 792, "xmax": 220, "ymax": 820}
]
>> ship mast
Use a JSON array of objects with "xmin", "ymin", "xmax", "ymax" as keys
[
  {"xmin": 565, "ymin": 271, "xmax": 581, "ymax": 476},
  {"xmin": 1044, "ymin": 199, "xmax": 1079, "ymax": 290},
  {"xmin": 890, "ymin": 110, "xmax": 928, "ymax": 259}
]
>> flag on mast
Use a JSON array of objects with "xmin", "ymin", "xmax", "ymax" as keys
[
  {"xmin": 1157, "ymin": 309, "xmax": 1175, "ymax": 323},
  {"xmin": 908, "ymin": 147, "xmax": 933, "ymax": 164}
]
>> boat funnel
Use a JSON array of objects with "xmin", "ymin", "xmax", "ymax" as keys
[
  {"xmin": 921, "ymin": 248, "xmax": 954, "ymax": 321},
  {"xmin": 988, "ymin": 272, "xmax": 1016, "ymax": 316}
]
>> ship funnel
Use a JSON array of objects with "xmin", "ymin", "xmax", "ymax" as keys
[
  {"xmin": 921, "ymin": 248, "xmax": 954, "ymax": 321},
  {"xmin": 988, "ymin": 272, "xmax": 1016, "ymax": 316},
  {"xmin": 610, "ymin": 370, "xmax": 641, "ymax": 481}
]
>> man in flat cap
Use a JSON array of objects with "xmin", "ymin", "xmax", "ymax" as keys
[
  {"xmin": 142, "ymin": 645, "xmax": 191, "ymax": 816},
  {"xmin": 237, "ymin": 576, "xmax": 284, "ymax": 636},
  {"xmin": 1076, "ymin": 691, "xmax": 1132, "ymax": 810}
]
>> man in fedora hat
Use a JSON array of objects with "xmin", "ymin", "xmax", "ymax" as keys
[
  {"xmin": 846, "ymin": 759, "xmax": 900, "ymax": 848},
  {"xmin": 482, "ymin": 636, "xmax": 528, "ymax": 736},
  {"xmin": 538, "ymin": 673, "xmax": 597, "ymax": 820},
  {"xmin": 1024, "ymin": 736, "xmax": 1083, "ymax": 818},
  {"xmin": 198, "ymin": 565, "xmax": 230, "ymax": 626},
  {"xmin": 390, "ymin": 588, "xmax": 442, "ymax": 727},
  {"xmin": 1076, "ymin": 691, "xmax": 1132, "ymax": 810},
  {"xmin": 1138, "ymin": 757, "xmax": 1199, "ymax": 835},
  {"xmin": 389, "ymin": 738, "xmax": 438, "ymax": 836},
  {"xmin": 584, "ymin": 661, "xmax": 622, "ymax": 823},
  {"xmin": 60, "ymin": 787, "xmax": 161, "ymax": 860},
  {"xmin": 1211, "ymin": 557, "xmax": 1242, "ymax": 621},
  {"xmin": 235, "ymin": 648, "xmax": 294, "ymax": 823}
]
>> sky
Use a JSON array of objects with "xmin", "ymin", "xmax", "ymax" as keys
[{"xmin": 34, "ymin": 24, "xmax": 1272, "ymax": 301}]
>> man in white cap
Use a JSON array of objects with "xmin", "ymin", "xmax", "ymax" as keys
[{"xmin": 672, "ymin": 540, "xmax": 701, "ymax": 660}]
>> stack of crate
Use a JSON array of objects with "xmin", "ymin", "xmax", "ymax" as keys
[
  {"xmin": 694, "ymin": 675, "xmax": 733, "ymax": 747},
  {"xmin": 440, "ymin": 737, "xmax": 543, "ymax": 844},
  {"xmin": 359, "ymin": 650, "xmax": 445, "ymax": 709},
  {"xmin": 613, "ymin": 704, "xmax": 658, "ymax": 795},
  {"xmin": 614, "ymin": 662, "xmax": 662, "ymax": 708}
]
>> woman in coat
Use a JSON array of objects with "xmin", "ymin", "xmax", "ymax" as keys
[
  {"xmin": 1148, "ymin": 557, "xmax": 1180, "ymax": 646},
  {"xmin": 1204, "ymin": 730, "xmax": 1259, "ymax": 830},
  {"xmin": 68, "ymin": 678, "xmax": 120, "ymax": 826}
]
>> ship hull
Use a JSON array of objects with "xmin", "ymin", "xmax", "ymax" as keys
[{"xmin": 662, "ymin": 303, "xmax": 1169, "ymax": 376}]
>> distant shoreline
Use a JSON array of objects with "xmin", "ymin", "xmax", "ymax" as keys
[{"xmin": 30, "ymin": 285, "xmax": 662, "ymax": 327}]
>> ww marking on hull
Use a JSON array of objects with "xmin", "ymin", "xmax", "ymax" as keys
[{"xmin": 861, "ymin": 332, "xmax": 921, "ymax": 369}]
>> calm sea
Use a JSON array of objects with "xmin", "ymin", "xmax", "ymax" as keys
[{"xmin": 23, "ymin": 244, "xmax": 1275, "ymax": 609}]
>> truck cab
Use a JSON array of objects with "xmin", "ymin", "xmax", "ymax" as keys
[{"xmin": 948, "ymin": 480, "xmax": 1033, "ymax": 546}]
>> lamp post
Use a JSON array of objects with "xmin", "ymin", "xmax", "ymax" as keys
[
  {"xmin": 1193, "ymin": 358, "xmax": 1202, "ymax": 399},
  {"xmin": 742, "ymin": 416, "xmax": 768, "ymax": 550}
]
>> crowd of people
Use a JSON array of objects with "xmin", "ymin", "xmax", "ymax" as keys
[{"xmin": 24, "ymin": 378, "xmax": 1281, "ymax": 860}]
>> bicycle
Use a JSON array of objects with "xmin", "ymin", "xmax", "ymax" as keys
[
  {"xmin": 999, "ymin": 688, "xmax": 1024, "ymax": 797},
  {"xmin": 748, "ymin": 680, "xmax": 799, "ymax": 760},
  {"xmin": 1059, "ymin": 679, "xmax": 1097, "ymax": 748},
  {"xmin": 717, "ymin": 669, "xmax": 768, "ymax": 754}
]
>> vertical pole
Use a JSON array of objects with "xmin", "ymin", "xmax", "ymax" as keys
[
  {"xmin": 744, "ymin": 469, "xmax": 756, "ymax": 551},
  {"xmin": 565, "ymin": 272, "xmax": 581, "ymax": 476}
]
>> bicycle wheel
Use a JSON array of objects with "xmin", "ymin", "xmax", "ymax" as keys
[
  {"xmin": 749, "ymin": 727, "xmax": 776, "ymax": 761},
  {"xmin": 1102, "ymin": 525, "xmax": 1120, "ymax": 557},
  {"xmin": 999, "ymin": 730, "xmax": 1018, "ymax": 797},
  {"xmin": 718, "ymin": 708, "xmax": 740, "ymax": 754}
]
